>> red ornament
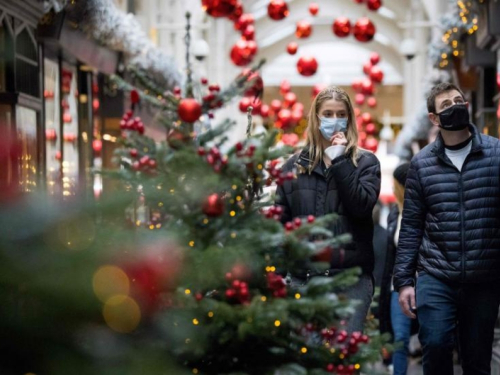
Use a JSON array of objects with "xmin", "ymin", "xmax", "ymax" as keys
[
  {"xmin": 55, "ymin": 151, "xmax": 62, "ymax": 160},
  {"xmin": 130, "ymin": 89, "xmax": 140, "ymax": 104},
  {"xmin": 365, "ymin": 122, "xmax": 377, "ymax": 135},
  {"xmin": 228, "ymin": 1, "xmax": 243, "ymax": 21},
  {"xmin": 270, "ymin": 99, "xmax": 282, "ymax": 113},
  {"xmin": 361, "ymin": 78, "xmax": 375, "ymax": 95},
  {"xmin": 352, "ymin": 79, "xmax": 362, "ymax": 92},
  {"xmin": 260, "ymin": 104, "xmax": 270, "ymax": 118},
  {"xmin": 203, "ymin": 193, "xmax": 225, "ymax": 217},
  {"xmin": 367, "ymin": 0, "xmax": 382, "ymax": 11},
  {"xmin": 93, "ymin": 98, "xmax": 100, "ymax": 111},
  {"xmin": 332, "ymin": 17, "xmax": 351, "ymax": 38},
  {"xmin": 361, "ymin": 112, "xmax": 373, "ymax": 124},
  {"xmin": 63, "ymin": 112, "xmax": 72, "ymax": 124},
  {"xmin": 370, "ymin": 52, "xmax": 381, "ymax": 65},
  {"xmin": 353, "ymin": 17, "xmax": 376, "ymax": 42},
  {"xmin": 202, "ymin": 0, "xmax": 238, "ymax": 18},
  {"xmin": 268, "ymin": 0, "xmax": 289, "ymax": 21},
  {"xmin": 45, "ymin": 128, "xmax": 57, "ymax": 141},
  {"xmin": 291, "ymin": 110, "xmax": 303, "ymax": 124},
  {"xmin": 284, "ymin": 92, "xmax": 297, "ymax": 107},
  {"xmin": 92, "ymin": 139, "xmax": 102, "ymax": 154},
  {"xmin": 280, "ymin": 80, "xmax": 291, "ymax": 95},
  {"xmin": 251, "ymin": 98, "xmax": 262, "ymax": 115},
  {"xmin": 178, "ymin": 98, "xmax": 202, "ymax": 123},
  {"xmin": 297, "ymin": 56, "xmax": 318, "ymax": 77},
  {"xmin": 309, "ymin": 3, "xmax": 319, "ymax": 15},
  {"xmin": 295, "ymin": 20, "xmax": 312, "ymax": 39},
  {"xmin": 234, "ymin": 13, "xmax": 254, "ymax": 31},
  {"xmin": 292, "ymin": 102, "xmax": 304, "ymax": 112},
  {"xmin": 286, "ymin": 42, "xmax": 298, "ymax": 55},
  {"xmin": 244, "ymin": 71, "xmax": 264, "ymax": 98},
  {"xmin": 369, "ymin": 66, "xmax": 384, "ymax": 83},
  {"xmin": 239, "ymin": 97, "xmax": 252, "ymax": 113},
  {"xmin": 355, "ymin": 93, "xmax": 365, "ymax": 105},
  {"xmin": 277, "ymin": 109, "xmax": 293, "ymax": 129},
  {"xmin": 364, "ymin": 136, "xmax": 378, "ymax": 152},
  {"xmin": 230, "ymin": 39, "xmax": 254, "ymax": 66},
  {"xmin": 312, "ymin": 83, "xmax": 326, "ymax": 97},
  {"xmin": 363, "ymin": 62, "xmax": 373, "ymax": 75},
  {"xmin": 367, "ymin": 96, "xmax": 377, "ymax": 108},
  {"xmin": 242, "ymin": 25, "xmax": 255, "ymax": 40},
  {"xmin": 312, "ymin": 246, "xmax": 333, "ymax": 263},
  {"xmin": 281, "ymin": 133, "xmax": 299, "ymax": 146},
  {"xmin": 353, "ymin": 0, "xmax": 364, "ymax": 2}
]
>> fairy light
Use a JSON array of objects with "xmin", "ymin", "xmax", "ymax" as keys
[
  {"xmin": 300, "ymin": 347, "xmax": 307, "ymax": 354},
  {"xmin": 185, "ymin": 289, "xmax": 191, "ymax": 295},
  {"xmin": 274, "ymin": 320, "xmax": 281, "ymax": 327},
  {"xmin": 261, "ymin": 296, "xmax": 267, "ymax": 302},
  {"xmin": 230, "ymin": 211, "xmax": 236, "ymax": 217},
  {"xmin": 189, "ymin": 240, "xmax": 195, "ymax": 247},
  {"xmin": 295, "ymin": 293, "xmax": 301, "ymax": 299},
  {"xmin": 208, "ymin": 311, "xmax": 214, "ymax": 317},
  {"xmin": 230, "ymin": 232, "xmax": 237, "ymax": 238},
  {"xmin": 192, "ymin": 318, "xmax": 199, "ymax": 325}
]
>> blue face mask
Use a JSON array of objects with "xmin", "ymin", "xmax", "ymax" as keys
[{"xmin": 318, "ymin": 117, "xmax": 348, "ymax": 140}]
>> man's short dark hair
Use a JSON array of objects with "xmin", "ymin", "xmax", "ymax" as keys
[{"xmin": 426, "ymin": 82, "xmax": 465, "ymax": 114}]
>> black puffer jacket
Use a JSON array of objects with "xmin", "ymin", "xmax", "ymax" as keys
[
  {"xmin": 393, "ymin": 124, "xmax": 500, "ymax": 290},
  {"xmin": 276, "ymin": 147, "xmax": 381, "ymax": 276}
]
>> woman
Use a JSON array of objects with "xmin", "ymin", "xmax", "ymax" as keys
[
  {"xmin": 379, "ymin": 162, "xmax": 418, "ymax": 375},
  {"xmin": 275, "ymin": 86, "xmax": 381, "ymax": 332}
]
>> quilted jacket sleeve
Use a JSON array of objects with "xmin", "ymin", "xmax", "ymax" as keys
[
  {"xmin": 327, "ymin": 152, "xmax": 381, "ymax": 219},
  {"xmin": 275, "ymin": 183, "xmax": 292, "ymax": 224},
  {"xmin": 393, "ymin": 161, "xmax": 426, "ymax": 290}
]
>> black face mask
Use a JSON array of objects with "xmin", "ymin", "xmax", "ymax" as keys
[{"xmin": 436, "ymin": 103, "xmax": 469, "ymax": 131}]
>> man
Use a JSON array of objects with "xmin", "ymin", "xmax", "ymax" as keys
[{"xmin": 393, "ymin": 82, "xmax": 500, "ymax": 375}]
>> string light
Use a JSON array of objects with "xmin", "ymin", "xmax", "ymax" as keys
[
  {"xmin": 300, "ymin": 347, "xmax": 307, "ymax": 354},
  {"xmin": 189, "ymin": 240, "xmax": 195, "ymax": 247},
  {"xmin": 261, "ymin": 296, "xmax": 267, "ymax": 302},
  {"xmin": 185, "ymin": 289, "xmax": 191, "ymax": 295},
  {"xmin": 208, "ymin": 311, "xmax": 214, "ymax": 317},
  {"xmin": 192, "ymin": 318, "xmax": 199, "ymax": 325},
  {"xmin": 274, "ymin": 320, "xmax": 281, "ymax": 327},
  {"xmin": 295, "ymin": 293, "xmax": 301, "ymax": 299}
]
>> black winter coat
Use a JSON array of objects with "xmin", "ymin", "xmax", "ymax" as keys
[
  {"xmin": 393, "ymin": 124, "xmax": 500, "ymax": 290},
  {"xmin": 276, "ymin": 147, "xmax": 381, "ymax": 276}
]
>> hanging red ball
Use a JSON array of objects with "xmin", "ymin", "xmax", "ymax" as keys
[
  {"xmin": 297, "ymin": 56, "xmax": 318, "ymax": 77},
  {"xmin": 239, "ymin": 97, "xmax": 253, "ymax": 113},
  {"xmin": 364, "ymin": 136, "xmax": 379, "ymax": 152},
  {"xmin": 361, "ymin": 78, "xmax": 375, "ymax": 95},
  {"xmin": 369, "ymin": 66, "xmax": 384, "ymax": 83},
  {"xmin": 363, "ymin": 62, "xmax": 373, "ymax": 75},
  {"xmin": 286, "ymin": 42, "xmax": 298, "ymax": 55},
  {"xmin": 242, "ymin": 25, "xmax": 255, "ymax": 40},
  {"xmin": 312, "ymin": 83, "xmax": 326, "ymax": 97},
  {"xmin": 92, "ymin": 139, "xmax": 102, "ymax": 154},
  {"xmin": 370, "ymin": 52, "xmax": 381, "ymax": 65},
  {"xmin": 361, "ymin": 112, "xmax": 373, "ymax": 124},
  {"xmin": 234, "ymin": 13, "xmax": 254, "ymax": 31},
  {"xmin": 203, "ymin": 193, "xmax": 225, "ymax": 217},
  {"xmin": 130, "ymin": 89, "xmax": 140, "ymax": 104},
  {"xmin": 178, "ymin": 98, "xmax": 202, "ymax": 123},
  {"xmin": 280, "ymin": 80, "xmax": 291, "ymax": 95},
  {"xmin": 228, "ymin": 1, "xmax": 244, "ymax": 21},
  {"xmin": 284, "ymin": 92, "xmax": 297, "ymax": 107},
  {"xmin": 365, "ymin": 122, "xmax": 377, "ymax": 135},
  {"xmin": 268, "ymin": 0, "xmax": 289, "ymax": 21},
  {"xmin": 260, "ymin": 104, "xmax": 270, "ymax": 118},
  {"xmin": 367, "ymin": 96, "xmax": 377, "ymax": 108},
  {"xmin": 352, "ymin": 79, "xmax": 363, "ymax": 92},
  {"xmin": 246, "ymin": 40, "xmax": 258, "ymax": 55},
  {"xmin": 367, "ymin": 0, "xmax": 382, "ymax": 11},
  {"xmin": 355, "ymin": 93, "xmax": 365, "ymax": 105},
  {"xmin": 244, "ymin": 71, "xmax": 264, "ymax": 98},
  {"xmin": 309, "ymin": 3, "xmax": 319, "ymax": 16},
  {"xmin": 251, "ymin": 99, "xmax": 262, "ymax": 115},
  {"xmin": 277, "ymin": 109, "xmax": 293, "ymax": 129},
  {"xmin": 296, "ymin": 20, "xmax": 312, "ymax": 38},
  {"xmin": 202, "ymin": 0, "xmax": 238, "ymax": 18},
  {"xmin": 353, "ymin": 17, "xmax": 376, "ymax": 42},
  {"xmin": 230, "ymin": 39, "xmax": 254, "ymax": 66},
  {"xmin": 332, "ymin": 17, "xmax": 351, "ymax": 38},
  {"xmin": 270, "ymin": 99, "xmax": 282, "ymax": 113}
]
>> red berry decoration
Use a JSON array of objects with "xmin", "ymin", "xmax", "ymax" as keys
[
  {"xmin": 270, "ymin": 99, "xmax": 282, "ymax": 113},
  {"xmin": 130, "ymin": 89, "xmax": 140, "ymax": 104},
  {"xmin": 308, "ymin": 2, "xmax": 319, "ymax": 16},
  {"xmin": 201, "ymin": 77, "xmax": 208, "ymax": 85},
  {"xmin": 228, "ymin": 1, "xmax": 243, "ymax": 21},
  {"xmin": 267, "ymin": 0, "xmax": 289, "ymax": 21},
  {"xmin": 178, "ymin": 98, "xmax": 202, "ymax": 123},
  {"xmin": 297, "ymin": 56, "xmax": 318, "ymax": 77},
  {"xmin": 202, "ymin": 0, "xmax": 238, "ymax": 18},
  {"xmin": 286, "ymin": 42, "xmax": 298, "ymax": 55},
  {"xmin": 230, "ymin": 39, "xmax": 254, "ymax": 66},
  {"xmin": 365, "ymin": 122, "xmax": 377, "ymax": 135},
  {"xmin": 234, "ymin": 13, "xmax": 254, "ymax": 31},
  {"xmin": 370, "ymin": 52, "xmax": 381, "ymax": 65},
  {"xmin": 203, "ymin": 193, "xmax": 225, "ymax": 217},
  {"xmin": 332, "ymin": 17, "xmax": 351, "ymax": 38},
  {"xmin": 239, "ymin": 97, "xmax": 253, "ymax": 113},
  {"xmin": 295, "ymin": 20, "xmax": 312, "ymax": 38},
  {"xmin": 367, "ymin": 0, "xmax": 382, "ymax": 11},
  {"xmin": 242, "ymin": 25, "xmax": 255, "ymax": 40},
  {"xmin": 361, "ymin": 78, "xmax": 375, "ymax": 95},
  {"xmin": 363, "ymin": 62, "xmax": 373, "ymax": 75},
  {"xmin": 130, "ymin": 148, "xmax": 138, "ymax": 158},
  {"xmin": 369, "ymin": 65, "xmax": 384, "ymax": 83},
  {"xmin": 277, "ymin": 109, "xmax": 293, "ymax": 129},
  {"xmin": 355, "ymin": 93, "xmax": 365, "ymax": 105},
  {"xmin": 260, "ymin": 104, "xmax": 270, "ymax": 118},
  {"xmin": 244, "ymin": 71, "xmax": 264, "ymax": 98},
  {"xmin": 307, "ymin": 215, "xmax": 315, "ymax": 223},
  {"xmin": 353, "ymin": 17, "xmax": 376, "ymax": 42},
  {"xmin": 284, "ymin": 92, "xmax": 297, "ymax": 107},
  {"xmin": 364, "ymin": 136, "xmax": 379, "ymax": 152},
  {"xmin": 367, "ymin": 96, "xmax": 377, "ymax": 108}
]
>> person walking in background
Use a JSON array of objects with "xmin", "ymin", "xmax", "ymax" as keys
[
  {"xmin": 276, "ymin": 86, "xmax": 381, "ymax": 332},
  {"xmin": 394, "ymin": 82, "xmax": 500, "ymax": 375},
  {"xmin": 379, "ymin": 162, "xmax": 418, "ymax": 375}
]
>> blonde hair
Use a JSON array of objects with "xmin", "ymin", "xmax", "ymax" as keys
[{"xmin": 305, "ymin": 86, "xmax": 359, "ymax": 173}]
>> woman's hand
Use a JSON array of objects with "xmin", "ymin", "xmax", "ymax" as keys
[{"xmin": 330, "ymin": 132, "xmax": 348, "ymax": 146}]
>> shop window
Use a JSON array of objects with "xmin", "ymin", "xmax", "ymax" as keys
[
  {"xmin": 0, "ymin": 19, "xmax": 14, "ymax": 92},
  {"xmin": 15, "ymin": 28, "xmax": 39, "ymax": 97},
  {"xmin": 44, "ymin": 58, "xmax": 61, "ymax": 195},
  {"xmin": 16, "ymin": 106, "xmax": 38, "ymax": 193}
]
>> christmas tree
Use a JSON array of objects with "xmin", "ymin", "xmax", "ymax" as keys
[{"xmin": 0, "ymin": 12, "xmax": 389, "ymax": 375}]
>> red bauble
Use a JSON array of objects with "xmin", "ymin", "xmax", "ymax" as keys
[
  {"xmin": 363, "ymin": 62, "xmax": 373, "ymax": 76},
  {"xmin": 230, "ymin": 39, "xmax": 254, "ymax": 66},
  {"xmin": 355, "ymin": 93, "xmax": 365, "ymax": 105},
  {"xmin": 312, "ymin": 246, "xmax": 333, "ymax": 263},
  {"xmin": 284, "ymin": 92, "xmax": 297, "ymax": 107},
  {"xmin": 364, "ymin": 136, "xmax": 378, "ymax": 152},
  {"xmin": 370, "ymin": 52, "xmax": 381, "ymax": 65},
  {"xmin": 297, "ymin": 56, "xmax": 318, "ymax": 77},
  {"xmin": 202, "ymin": 0, "xmax": 238, "ymax": 18},
  {"xmin": 286, "ymin": 42, "xmax": 298, "ymax": 55},
  {"xmin": 332, "ymin": 17, "xmax": 351, "ymax": 38},
  {"xmin": 361, "ymin": 78, "xmax": 375, "ymax": 95},
  {"xmin": 203, "ymin": 193, "xmax": 225, "ymax": 217},
  {"xmin": 268, "ymin": 0, "xmax": 289, "ymax": 21},
  {"xmin": 234, "ymin": 13, "xmax": 254, "ymax": 31},
  {"xmin": 277, "ymin": 109, "xmax": 293, "ymax": 129},
  {"xmin": 178, "ymin": 98, "xmax": 202, "ymax": 123},
  {"xmin": 361, "ymin": 112, "xmax": 373, "ymax": 124},
  {"xmin": 246, "ymin": 40, "xmax": 258, "ymax": 55},
  {"xmin": 309, "ymin": 2, "xmax": 319, "ymax": 16},
  {"xmin": 260, "ymin": 104, "xmax": 270, "ymax": 118},
  {"xmin": 92, "ymin": 139, "xmax": 102, "ymax": 154},
  {"xmin": 365, "ymin": 122, "xmax": 377, "ymax": 135},
  {"xmin": 270, "ymin": 99, "xmax": 282, "ymax": 113},
  {"xmin": 292, "ymin": 102, "xmax": 304, "ymax": 112},
  {"xmin": 242, "ymin": 25, "xmax": 255, "ymax": 40},
  {"xmin": 130, "ymin": 89, "xmax": 140, "ymax": 104},
  {"xmin": 280, "ymin": 80, "xmax": 291, "ymax": 95},
  {"xmin": 367, "ymin": 0, "xmax": 382, "ymax": 11},
  {"xmin": 228, "ymin": 1, "xmax": 243, "ymax": 21},
  {"xmin": 312, "ymin": 83, "xmax": 326, "ymax": 97},
  {"xmin": 281, "ymin": 133, "xmax": 299, "ymax": 146},
  {"xmin": 291, "ymin": 110, "xmax": 303, "ymax": 124},
  {"xmin": 45, "ymin": 128, "xmax": 57, "ymax": 141},
  {"xmin": 296, "ymin": 20, "xmax": 312, "ymax": 39},
  {"xmin": 244, "ymin": 71, "xmax": 264, "ymax": 97},
  {"xmin": 352, "ymin": 79, "xmax": 362, "ymax": 92},
  {"xmin": 239, "ymin": 97, "xmax": 253, "ymax": 113},
  {"xmin": 369, "ymin": 66, "xmax": 384, "ymax": 83},
  {"xmin": 367, "ymin": 96, "xmax": 377, "ymax": 108},
  {"xmin": 353, "ymin": 0, "xmax": 364, "ymax": 3},
  {"xmin": 353, "ymin": 17, "xmax": 376, "ymax": 42},
  {"xmin": 63, "ymin": 112, "xmax": 72, "ymax": 124},
  {"xmin": 251, "ymin": 99, "xmax": 262, "ymax": 115}
]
